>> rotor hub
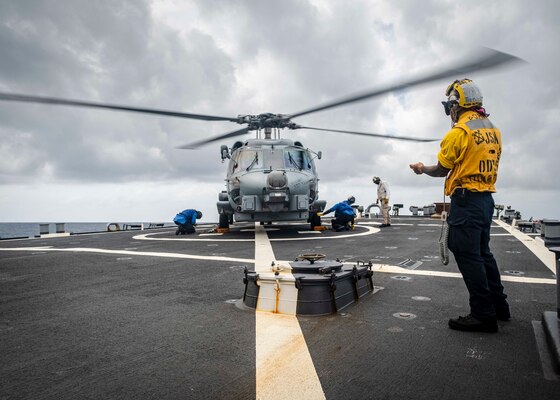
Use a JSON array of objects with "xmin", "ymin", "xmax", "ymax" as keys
[{"xmin": 237, "ymin": 113, "xmax": 297, "ymax": 131}]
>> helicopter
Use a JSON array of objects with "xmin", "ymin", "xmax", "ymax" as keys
[
  {"xmin": 215, "ymin": 130, "xmax": 324, "ymax": 229},
  {"xmin": 0, "ymin": 49, "xmax": 521, "ymax": 229}
]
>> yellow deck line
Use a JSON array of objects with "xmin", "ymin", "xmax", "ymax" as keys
[{"xmin": 254, "ymin": 224, "xmax": 325, "ymax": 399}]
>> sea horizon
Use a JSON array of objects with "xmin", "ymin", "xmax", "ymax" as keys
[{"xmin": 0, "ymin": 222, "xmax": 174, "ymax": 240}]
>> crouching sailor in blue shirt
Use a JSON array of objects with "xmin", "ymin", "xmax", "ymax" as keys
[
  {"xmin": 320, "ymin": 196, "xmax": 356, "ymax": 232},
  {"xmin": 173, "ymin": 209, "xmax": 202, "ymax": 235}
]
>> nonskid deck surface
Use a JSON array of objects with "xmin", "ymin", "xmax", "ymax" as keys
[{"xmin": 0, "ymin": 217, "xmax": 558, "ymax": 399}]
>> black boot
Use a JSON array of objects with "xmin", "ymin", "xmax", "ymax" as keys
[{"xmin": 448, "ymin": 314, "xmax": 498, "ymax": 333}]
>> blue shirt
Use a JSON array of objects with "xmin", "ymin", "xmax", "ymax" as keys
[
  {"xmin": 324, "ymin": 201, "xmax": 355, "ymax": 217},
  {"xmin": 173, "ymin": 209, "xmax": 198, "ymax": 225}
]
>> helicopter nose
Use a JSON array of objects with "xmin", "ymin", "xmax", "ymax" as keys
[
  {"xmin": 267, "ymin": 170, "xmax": 288, "ymax": 190},
  {"xmin": 265, "ymin": 171, "xmax": 289, "ymax": 210}
]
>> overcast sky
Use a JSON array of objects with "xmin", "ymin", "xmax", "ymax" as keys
[{"xmin": 1, "ymin": 0, "xmax": 559, "ymax": 223}]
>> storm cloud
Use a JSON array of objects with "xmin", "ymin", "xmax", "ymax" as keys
[{"xmin": 1, "ymin": 0, "xmax": 558, "ymax": 222}]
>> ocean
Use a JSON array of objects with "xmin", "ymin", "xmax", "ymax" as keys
[{"xmin": 0, "ymin": 222, "xmax": 172, "ymax": 240}]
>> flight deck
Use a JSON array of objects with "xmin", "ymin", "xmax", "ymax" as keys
[{"xmin": 1, "ymin": 217, "xmax": 559, "ymax": 399}]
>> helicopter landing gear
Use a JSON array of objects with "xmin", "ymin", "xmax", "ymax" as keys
[
  {"xmin": 218, "ymin": 213, "xmax": 230, "ymax": 232},
  {"xmin": 309, "ymin": 212, "xmax": 324, "ymax": 230}
]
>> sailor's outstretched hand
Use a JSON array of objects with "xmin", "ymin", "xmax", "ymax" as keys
[{"xmin": 409, "ymin": 162, "xmax": 424, "ymax": 175}]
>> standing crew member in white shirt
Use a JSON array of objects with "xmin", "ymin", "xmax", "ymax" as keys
[{"xmin": 373, "ymin": 176, "xmax": 391, "ymax": 227}]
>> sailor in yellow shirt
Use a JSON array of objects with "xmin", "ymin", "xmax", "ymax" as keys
[
  {"xmin": 438, "ymin": 110, "xmax": 501, "ymax": 196},
  {"xmin": 409, "ymin": 79, "xmax": 509, "ymax": 333}
]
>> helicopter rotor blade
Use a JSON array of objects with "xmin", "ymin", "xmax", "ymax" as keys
[
  {"xmin": 288, "ymin": 48, "xmax": 524, "ymax": 120},
  {"xmin": 176, "ymin": 127, "xmax": 251, "ymax": 149},
  {"xmin": 0, "ymin": 92, "xmax": 239, "ymax": 122},
  {"xmin": 296, "ymin": 126, "xmax": 439, "ymax": 142}
]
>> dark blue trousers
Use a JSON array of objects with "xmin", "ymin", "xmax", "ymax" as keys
[
  {"xmin": 447, "ymin": 189, "xmax": 509, "ymax": 321},
  {"xmin": 176, "ymin": 221, "xmax": 195, "ymax": 234},
  {"xmin": 332, "ymin": 213, "xmax": 355, "ymax": 231}
]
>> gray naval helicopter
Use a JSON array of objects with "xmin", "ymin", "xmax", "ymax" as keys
[
  {"xmin": 215, "ymin": 127, "xmax": 326, "ymax": 229},
  {"xmin": 0, "ymin": 49, "xmax": 520, "ymax": 230}
]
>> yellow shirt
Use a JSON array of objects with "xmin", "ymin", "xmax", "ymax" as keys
[{"xmin": 437, "ymin": 111, "xmax": 502, "ymax": 196}]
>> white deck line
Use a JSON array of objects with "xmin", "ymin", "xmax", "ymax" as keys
[
  {"xmin": 254, "ymin": 224, "xmax": 325, "ymax": 400},
  {"xmin": 133, "ymin": 225, "xmax": 379, "ymax": 242},
  {"xmin": 0, "ymin": 247, "xmax": 253, "ymax": 264},
  {"xmin": 133, "ymin": 233, "xmax": 255, "ymax": 242},
  {"xmin": 0, "ymin": 245, "xmax": 555, "ymax": 285},
  {"xmin": 494, "ymin": 219, "xmax": 556, "ymax": 275},
  {"xmin": 370, "ymin": 263, "xmax": 556, "ymax": 285}
]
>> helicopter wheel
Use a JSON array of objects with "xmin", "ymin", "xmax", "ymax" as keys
[
  {"xmin": 309, "ymin": 212, "xmax": 322, "ymax": 229},
  {"xmin": 219, "ymin": 213, "xmax": 230, "ymax": 229}
]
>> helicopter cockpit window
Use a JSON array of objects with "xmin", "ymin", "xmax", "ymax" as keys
[
  {"xmin": 233, "ymin": 150, "xmax": 263, "ymax": 172},
  {"xmin": 284, "ymin": 149, "xmax": 312, "ymax": 171}
]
